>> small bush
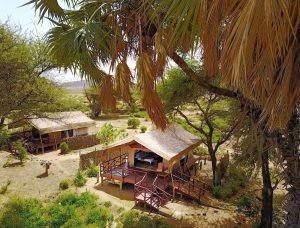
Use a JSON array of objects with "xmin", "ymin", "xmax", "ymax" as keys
[
  {"xmin": 48, "ymin": 203, "xmax": 76, "ymax": 227},
  {"xmin": 14, "ymin": 141, "xmax": 27, "ymax": 162},
  {"xmin": 140, "ymin": 125, "xmax": 147, "ymax": 133},
  {"xmin": 55, "ymin": 192, "xmax": 97, "ymax": 208},
  {"xmin": 73, "ymin": 171, "xmax": 87, "ymax": 187},
  {"xmin": 86, "ymin": 207, "xmax": 113, "ymax": 227},
  {"xmin": 235, "ymin": 193, "xmax": 260, "ymax": 218},
  {"xmin": 0, "ymin": 196, "xmax": 46, "ymax": 228},
  {"xmin": 120, "ymin": 210, "xmax": 171, "ymax": 228},
  {"xmin": 86, "ymin": 164, "xmax": 98, "ymax": 177},
  {"xmin": 96, "ymin": 123, "xmax": 119, "ymax": 145},
  {"xmin": 59, "ymin": 179, "xmax": 69, "ymax": 190},
  {"xmin": 127, "ymin": 118, "xmax": 141, "ymax": 129},
  {"xmin": 60, "ymin": 142, "xmax": 70, "ymax": 154},
  {"xmin": 131, "ymin": 111, "xmax": 148, "ymax": 119},
  {"xmin": 212, "ymin": 166, "xmax": 250, "ymax": 200},
  {"xmin": 103, "ymin": 201, "xmax": 112, "ymax": 208},
  {"xmin": 0, "ymin": 180, "xmax": 11, "ymax": 194}
]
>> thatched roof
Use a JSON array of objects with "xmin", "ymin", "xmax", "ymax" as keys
[
  {"xmin": 104, "ymin": 124, "xmax": 201, "ymax": 161},
  {"xmin": 28, "ymin": 111, "xmax": 96, "ymax": 134}
]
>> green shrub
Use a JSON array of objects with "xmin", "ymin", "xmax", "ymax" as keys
[
  {"xmin": 127, "ymin": 118, "xmax": 141, "ymax": 129},
  {"xmin": 131, "ymin": 111, "xmax": 148, "ymax": 119},
  {"xmin": 61, "ymin": 216, "xmax": 84, "ymax": 228},
  {"xmin": 235, "ymin": 193, "xmax": 260, "ymax": 218},
  {"xmin": 74, "ymin": 171, "xmax": 87, "ymax": 187},
  {"xmin": 48, "ymin": 203, "xmax": 76, "ymax": 227},
  {"xmin": 60, "ymin": 142, "xmax": 70, "ymax": 154},
  {"xmin": 212, "ymin": 166, "xmax": 250, "ymax": 200},
  {"xmin": 86, "ymin": 207, "xmax": 113, "ymax": 227},
  {"xmin": 140, "ymin": 125, "xmax": 147, "ymax": 133},
  {"xmin": 96, "ymin": 123, "xmax": 119, "ymax": 145},
  {"xmin": 59, "ymin": 179, "xmax": 69, "ymax": 190},
  {"xmin": 14, "ymin": 141, "xmax": 27, "ymax": 162},
  {"xmin": 120, "ymin": 210, "xmax": 171, "ymax": 228},
  {"xmin": 86, "ymin": 164, "xmax": 98, "ymax": 177},
  {"xmin": 103, "ymin": 201, "xmax": 112, "ymax": 208},
  {"xmin": 0, "ymin": 196, "xmax": 46, "ymax": 228},
  {"xmin": 56, "ymin": 192, "xmax": 97, "ymax": 208}
]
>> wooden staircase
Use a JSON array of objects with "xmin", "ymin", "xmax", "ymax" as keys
[
  {"xmin": 170, "ymin": 171, "xmax": 207, "ymax": 203},
  {"xmin": 134, "ymin": 173, "xmax": 172, "ymax": 210}
]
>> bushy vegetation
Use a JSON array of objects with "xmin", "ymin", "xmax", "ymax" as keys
[
  {"xmin": 0, "ymin": 196, "xmax": 47, "ymax": 228},
  {"xmin": 60, "ymin": 142, "xmax": 70, "ymax": 154},
  {"xmin": 96, "ymin": 123, "xmax": 120, "ymax": 145},
  {"xmin": 86, "ymin": 164, "xmax": 98, "ymax": 177},
  {"xmin": 0, "ymin": 192, "xmax": 114, "ymax": 228},
  {"xmin": 235, "ymin": 193, "xmax": 260, "ymax": 218},
  {"xmin": 127, "ymin": 118, "xmax": 141, "ymax": 129},
  {"xmin": 212, "ymin": 166, "xmax": 250, "ymax": 200},
  {"xmin": 59, "ymin": 179, "xmax": 69, "ymax": 190},
  {"xmin": 73, "ymin": 171, "xmax": 87, "ymax": 187},
  {"xmin": 120, "ymin": 210, "xmax": 171, "ymax": 228},
  {"xmin": 14, "ymin": 141, "xmax": 27, "ymax": 162},
  {"xmin": 140, "ymin": 125, "xmax": 147, "ymax": 133},
  {"xmin": 130, "ymin": 111, "xmax": 148, "ymax": 119}
]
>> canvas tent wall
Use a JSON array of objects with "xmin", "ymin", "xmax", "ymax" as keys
[
  {"xmin": 28, "ymin": 111, "xmax": 96, "ymax": 135},
  {"xmin": 100, "ymin": 124, "xmax": 201, "ymax": 170}
]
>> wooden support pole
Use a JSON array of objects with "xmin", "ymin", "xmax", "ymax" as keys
[{"xmin": 39, "ymin": 133, "xmax": 44, "ymax": 153}]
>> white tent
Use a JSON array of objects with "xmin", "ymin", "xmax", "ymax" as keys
[
  {"xmin": 28, "ymin": 111, "xmax": 96, "ymax": 134},
  {"xmin": 104, "ymin": 124, "xmax": 201, "ymax": 161}
]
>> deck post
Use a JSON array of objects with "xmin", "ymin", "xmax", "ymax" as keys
[{"xmin": 39, "ymin": 133, "xmax": 44, "ymax": 153}]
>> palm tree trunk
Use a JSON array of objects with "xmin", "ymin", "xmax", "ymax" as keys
[
  {"xmin": 260, "ymin": 149, "xmax": 273, "ymax": 228},
  {"xmin": 276, "ymin": 111, "xmax": 300, "ymax": 228}
]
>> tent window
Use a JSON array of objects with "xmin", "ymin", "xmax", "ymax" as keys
[{"xmin": 61, "ymin": 129, "xmax": 74, "ymax": 138}]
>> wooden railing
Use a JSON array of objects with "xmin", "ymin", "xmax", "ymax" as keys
[
  {"xmin": 100, "ymin": 153, "xmax": 128, "ymax": 174},
  {"xmin": 171, "ymin": 173, "xmax": 207, "ymax": 203},
  {"xmin": 134, "ymin": 175, "xmax": 171, "ymax": 210}
]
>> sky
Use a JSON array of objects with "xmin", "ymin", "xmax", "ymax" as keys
[{"xmin": 0, "ymin": 0, "xmax": 81, "ymax": 83}]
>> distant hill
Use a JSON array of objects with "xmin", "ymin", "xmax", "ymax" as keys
[{"xmin": 61, "ymin": 80, "xmax": 90, "ymax": 94}]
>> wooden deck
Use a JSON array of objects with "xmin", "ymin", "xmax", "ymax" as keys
[{"xmin": 99, "ymin": 154, "xmax": 207, "ymax": 210}]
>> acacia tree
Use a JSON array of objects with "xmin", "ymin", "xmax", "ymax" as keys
[
  {"xmin": 157, "ymin": 65, "xmax": 240, "ymax": 186},
  {"xmin": 85, "ymin": 86, "xmax": 102, "ymax": 118},
  {"xmin": 0, "ymin": 23, "xmax": 87, "ymax": 128},
  {"xmin": 28, "ymin": 1, "xmax": 300, "ymax": 226}
]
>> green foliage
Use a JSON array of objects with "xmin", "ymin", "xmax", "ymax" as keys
[
  {"xmin": 59, "ymin": 179, "xmax": 69, "ymax": 190},
  {"xmin": 86, "ymin": 164, "xmax": 99, "ymax": 177},
  {"xmin": 86, "ymin": 207, "xmax": 113, "ymax": 227},
  {"xmin": 235, "ymin": 193, "xmax": 260, "ymax": 218},
  {"xmin": 14, "ymin": 141, "xmax": 27, "ymax": 162},
  {"xmin": 73, "ymin": 171, "xmax": 87, "ymax": 187},
  {"xmin": 140, "ymin": 125, "xmax": 147, "ymax": 133},
  {"xmin": 103, "ymin": 201, "xmax": 112, "ymax": 208},
  {"xmin": 127, "ymin": 118, "xmax": 141, "ymax": 129},
  {"xmin": 193, "ymin": 147, "xmax": 208, "ymax": 156},
  {"xmin": 130, "ymin": 111, "xmax": 148, "ymax": 119},
  {"xmin": 0, "ymin": 192, "xmax": 113, "ymax": 228},
  {"xmin": 85, "ymin": 86, "xmax": 102, "ymax": 118},
  {"xmin": 0, "ymin": 128, "xmax": 9, "ymax": 146},
  {"xmin": 0, "ymin": 180, "xmax": 11, "ymax": 194},
  {"xmin": 212, "ymin": 166, "xmax": 250, "ymax": 200},
  {"xmin": 60, "ymin": 142, "xmax": 70, "ymax": 154},
  {"xmin": 0, "ymin": 196, "xmax": 47, "ymax": 228},
  {"xmin": 120, "ymin": 210, "xmax": 171, "ymax": 228},
  {"xmin": 96, "ymin": 123, "xmax": 119, "ymax": 145}
]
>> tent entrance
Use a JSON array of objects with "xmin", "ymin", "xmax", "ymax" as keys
[{"xmin": 134, "ymin": 150, "xmax": 163, "ymax": 171}]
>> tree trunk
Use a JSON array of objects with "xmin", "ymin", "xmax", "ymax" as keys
[
  {"xmin": 276, "ymin": 112, "xmax": 300, "ymax": 228},
  {"xmin": 209, "ymin": 147, "xmax": 218, "ymax": 186},
  {"xmin": 260, "ymin": 149, "xmax": 273, "ymax": 228}
]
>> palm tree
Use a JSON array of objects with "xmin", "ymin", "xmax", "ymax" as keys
[{"xmin": 27, "ymin": 0, "xmax": 300, "ymax": 227}]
